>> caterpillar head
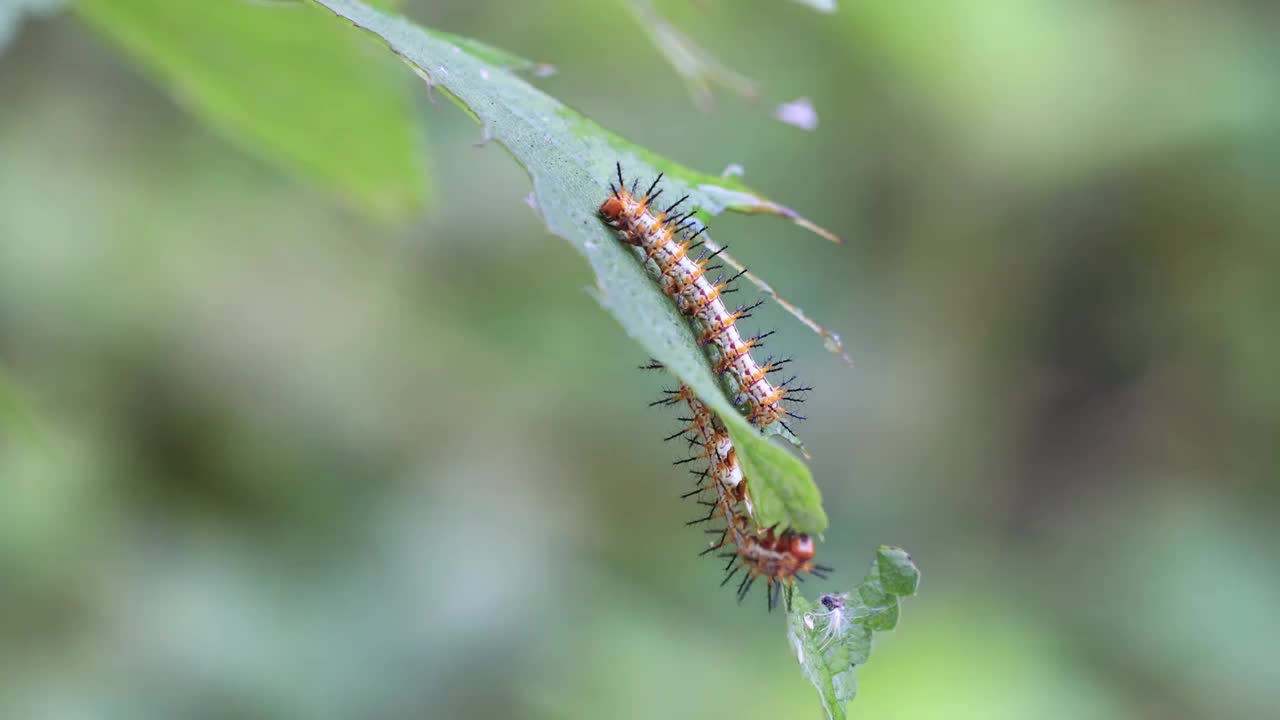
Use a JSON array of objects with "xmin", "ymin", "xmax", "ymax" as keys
[
  {"xmin": 786, "ymin": 532, "xmax": 816, "ymax": 561},
  {"xmin": 599, "ymin": 195, "xmax": 628, "ymax": 228}
]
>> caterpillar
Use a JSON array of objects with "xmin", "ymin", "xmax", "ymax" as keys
[
  {"xmin": 601, "ymin": 164, "xmax": 810, "ymax": 437},
  {"xmin": 607, "ymin": 163, "xmax": 826, "ymax": 610},
  {"xmin": 646, "ymin": 369, "xmax": 829, "ymax": 611}
]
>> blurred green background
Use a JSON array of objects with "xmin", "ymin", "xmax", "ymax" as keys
[{"xmin": 2, "ymin": 1, "xmax": 1278, "ymax": 718}]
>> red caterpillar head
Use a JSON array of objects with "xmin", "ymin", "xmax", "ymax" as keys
[
  {"xmin": 599, "ymin": 163, "xmax": 643, "ymax": 240},
  {"xmin": 731, "ymin": 527, "xmax": 828, "ymax": 611},
  {"xmin": 756, "ymin": 528, "xmax": 817, "ymax": 571},
  {"xmin": 786, "ymin": 531, "xmax": 816, "ymax": 562},
  {"xmin": 645, "ymin": 371, "xmax": 828, "ymax": 612},
  {"xmin": 599, "ymin": 195, "xmax": 628, "ymax": 226}
]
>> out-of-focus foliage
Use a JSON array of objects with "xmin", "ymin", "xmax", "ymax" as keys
[
  {"xmin": 1, "ymin": 0, "xmax": 1277, "ymax": 718},
  {"xmin": 0, "ymin": 364, "xmax": 43, "ymax": 445},
  {"xmin": 0, "ymin": 0, "xmax": 61, "ymax": 54},
  {"xmin": 77, "ymin": 0, "xmax": 426, "ymax": 220},
  {"xmin": 626, "ymin": 0, "xmax": 758, "ymax": 110}
]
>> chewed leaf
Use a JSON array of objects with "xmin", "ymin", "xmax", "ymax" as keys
[
  {"xmin": 788, "ymin": 546, "xmax": 921, "ymax": 720},
  {"xmin": 308, "ymin": 0, "xmax": 833, "ymax": 534}
]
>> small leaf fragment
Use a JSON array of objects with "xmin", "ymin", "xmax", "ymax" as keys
[{"xmin": 788, "ymin": 546, "xmax": 921, "ymax": 719}]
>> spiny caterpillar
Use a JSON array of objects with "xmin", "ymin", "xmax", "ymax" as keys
[
  {"xmin": 646, "ymin": 372, "xmax": 829, "ymax": 611},
  {"xmin": 603, "ymin": 163, "xmax": 825, "ymax": 609},
  {"xmin": 600, "ymin": 163, "xmax": 810, "ymax": 436}
]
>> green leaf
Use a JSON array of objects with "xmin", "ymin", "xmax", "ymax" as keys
[
  {"xmin": 788, "ymin": 546, "xmax": 921, "ymax": 719},
  {"xmin": 76, "ymin": 0, "xmax": 426, "ymax": 220},
  {"xmin": 727, "ymin": 423, "xmax": 827, "ymax": 534},
  {"xmin": 308, "ymin": 0, "xmax": 832, "ymax": 533}
]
